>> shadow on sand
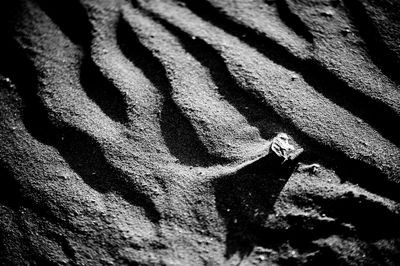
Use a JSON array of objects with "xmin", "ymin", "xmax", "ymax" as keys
[{"xmin": 214, "ymin": 152, "xmax": 301, "ymax": 258}]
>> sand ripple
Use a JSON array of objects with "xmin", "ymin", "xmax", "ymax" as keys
[{"xmin": 1, "ymin": 0, "xmax": 399, "ymax": 264}]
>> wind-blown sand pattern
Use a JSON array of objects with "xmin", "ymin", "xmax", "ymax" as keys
[{"xmin": 0, "ymin": 0, "xmax": 399, "ymax": 264}]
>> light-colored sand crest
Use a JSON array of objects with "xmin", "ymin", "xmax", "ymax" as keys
[
  {"xmin": 202, "ymin": 0, "xmax": 400, "ymax": 113},
  {"xmin": 122, "ymin": 4, "xmax": 269, "ymax": 162},
  {"xmin": 136, "ymin": 0, "xmax": 400, "ymax": 182}
]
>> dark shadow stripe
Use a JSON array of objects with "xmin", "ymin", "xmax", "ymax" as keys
[
  {"xmin": 117, "ymin": 15, "xmax": 225, "ymax": 166},
  {"xmin": 343, "ymin": 0, "xmax": 400, "ymax": 85},
  {"xmin": 172, "ymin": 0, "xmax": 400, "ymax": 148},
  {"xmin": 135, "ymin": 5, "xmax": 400, "ymax": 203}
]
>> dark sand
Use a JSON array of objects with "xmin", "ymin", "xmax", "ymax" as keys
[{"xmin": 1, "ymin": 0, "xmax": 400, "ymax": 264}]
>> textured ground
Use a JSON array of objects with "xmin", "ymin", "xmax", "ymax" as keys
[{"xmin": 1, "ymin": 0, "xmax": 400, "ymax": 265}]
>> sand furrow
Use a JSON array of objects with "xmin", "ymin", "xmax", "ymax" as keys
[
  {"xmin": 343, "ymin": 0, "xmax": 400, "ymax": 84},
  {"xmin": 0, "ymin": 76, "xmax": 157, "ymax": 265},
  {"xmin": 123, "ymin": 5, "xmax": 269, "ymax": 162},
  {"xmin": 89, "ymin": 1, "xmax": 169, "ymax": 152},
  {"xmin": 8, "ymin": 0, "xmax": 163, "ymax": 222},
  {"xmin": 197, "ymin": 0, "xmax": 400, "ymax": 114},
  {"xmin": 171, "ymin": 0, "xmax": 400, "ymax": 148},
  {"xmin": 137, "ymin": 0, "xmax": 400, "ymax": 184},
  {"xmin": 283, "ymin": 0, "xmax": 400, "ymax": 111},
  {"xmin": 184, "ymin": 0, "xmax": 313, "ymax": 56}
]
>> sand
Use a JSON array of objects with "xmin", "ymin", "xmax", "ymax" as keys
[{"xmin": 0, "ymin": 0, "xmax": 399, "ymax": 264}]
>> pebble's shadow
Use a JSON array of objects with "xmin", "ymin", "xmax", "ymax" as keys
[{"xmin": 213, "ymin": 153, "xmax": 300, "ymax": 258}]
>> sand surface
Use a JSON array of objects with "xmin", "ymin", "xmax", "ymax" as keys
[{"xmin": 1, "ymin": 0, "xmax": 400, "ymax": 265}]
